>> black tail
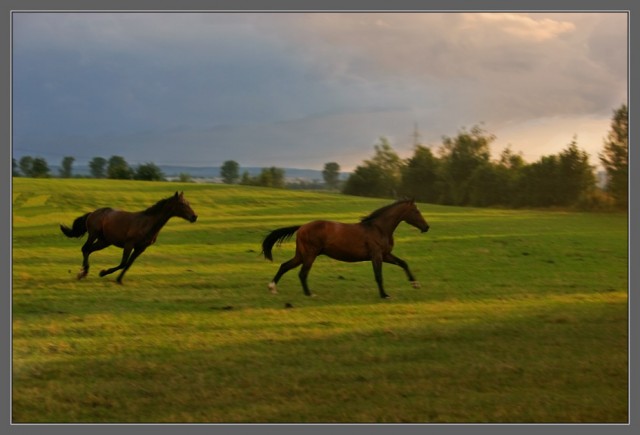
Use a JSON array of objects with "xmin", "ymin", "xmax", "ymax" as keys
[
  {"xmin": 60, "ymin": 213, "xmax": 90, "ymax": 238},
  {"xmin": 261, "ymin": 225, "xmax": 301, "ymax": 261}
]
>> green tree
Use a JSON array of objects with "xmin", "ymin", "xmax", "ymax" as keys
[
  {"xmin": 556, "ymin": 139, "xmax": 596, "ymax": 205},
  {"xmin": 89, "ymin": 157, "xmax": 107, "ymax": 179},
  {"xmin": 19, "ymin": 156, "xmax": 34, "ymax": 177},
  {"xmin": 31, "ymin": 157, "xmax": 51, "ymax": 178},
  {"xmin": 59, "ymin": 156, "xmax": 75, "ymax": 178},
  {"xmin": 322, "ymin": 162, "xmax": 341, "ymax": 190},
  {"xmin": 259, "ymin": 167, "xmax": 285, "ymax": 188},
  {"xmin": 496, "ymin": 146, "xmax": 525, "ymax": 207},
  {"xmin": 438, "ymin": 125, "xmax": 494, "ymax": 206},
  {"xmin": 178, "ymin": 172, "xmax": 193, "ymax": 183},
  {"xmin": 343, "ymin": 164, "xmax": 390, "ymax": 198},
  {"xmin": 515, "ymin": 140, "xmax": 595, "ymax": 208},
  {"xmin": 519, "ymin": 155, "xmax": 562, "ymax": 207},
  {"xmin": 240, "ymin": 171, "xmax": 252, "ymax": 185},
  {"xmin": 400, "ymin": 146, "xmax": 440, "ymax": 203},
  {"xmin": 600, "ymin": 104, "xmax": 628, "ymax": 208},
  {"xmin": 467, "ymin": 162, "xmax": 512, "ymax": 207},
  {"xmin": 343, "ymin": 137, "xmax": 402, "ymax": 198},
  {"xmin": 220, "ymin": 160, "xmax": 240, "ymax": 184},
  {"xmin": 134, "ymin": 162, "xmax": 165, "ymax": 181},
  {"xmin": 12, "ymin": 158, "xmax": 20, "ymax": 177},
  {"xmin": 107, "ymin": 156, "xmax": 133, "ymax": 180}
]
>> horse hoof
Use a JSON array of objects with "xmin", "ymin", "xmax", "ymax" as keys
[
  {"xmin": 411, "ymin": 281, "xmax": 421, "ymax": 289},
  {"xmin": 99, "ymin": 270, "xmax": 107, "ymax": 277},
  {"xmin": 268, "ymin": 282, "xmax": 278, "ymax": 294},
  {"xmin": 76, "ymin": 272, "xmax": 87, "ymax": 280},
  {"xmin": 381, "ymin": 295, "xmax": 391, "ymax": 299}
]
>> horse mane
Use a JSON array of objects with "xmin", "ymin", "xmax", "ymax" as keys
[
  {"xmin": 142, "ymin": 196, "xmax": 174, "ymax": 215},
  {"xmin": 359, "ymin": 199, "xmax": 413, "ymax": 225}
]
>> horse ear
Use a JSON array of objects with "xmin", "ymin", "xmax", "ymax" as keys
[{"xmin": 174, "ymin": 191, "xmax": 179, "ymax": 198}]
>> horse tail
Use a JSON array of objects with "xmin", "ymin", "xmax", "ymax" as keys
[
  {"xmin": 261, "ymin": 225, "xmax": 301, "ymax": 261},
  {"xmin": 60, "ymin": 213, "xmax": 90, "ymax": 238}
]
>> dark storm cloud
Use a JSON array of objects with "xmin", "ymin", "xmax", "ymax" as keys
[{"xmin": 12, "ymin": 12, "xmax": 627, "ymax": 169}]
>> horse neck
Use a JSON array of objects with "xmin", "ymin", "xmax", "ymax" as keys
[
  {"xmin": 144, "ymin": 204, "xmax": 176, "ymax": 234},
  {"xmin": 371, "ymin": 204, "xmax": 407, "ymax": 235}
]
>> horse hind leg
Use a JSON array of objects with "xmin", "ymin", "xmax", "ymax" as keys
[
  {"xmin": 269, "ymin": 255, "xmax": 303, "ymax": 294},
  {"xmin": 77, "ymin": 235, "xmax": 109, "ymax": 280}
]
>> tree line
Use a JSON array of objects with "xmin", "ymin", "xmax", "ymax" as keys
[
  {"xmin": 12, "ymin": 104, "xmax": 627, "ymax": 210},
  {"xmin": 217, "ymin": 160, "xmax": 342, "ymax": 190},
  {"xmin": 13, "ymin": 155, "xmax": 166, "ymax": 181},
  {"xmin": 343, "ymin": 104, "xmax": 628, "ymax": 210}
]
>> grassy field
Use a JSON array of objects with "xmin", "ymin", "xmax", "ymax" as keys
[{"xmin": 11, "ymin": 178, "xmax": 628, "ymax": 423}]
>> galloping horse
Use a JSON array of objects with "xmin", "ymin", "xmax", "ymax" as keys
[
  {"xmin": 262, "ymin": 199, "xmax": 429, "ymax": 298},
  {"xmin": 60, "ymin": 191, "xmax": 197, "ymax": 284}
]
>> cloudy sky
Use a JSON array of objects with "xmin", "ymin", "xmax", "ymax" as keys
[{"xmin": 12, "ymin": 12, "xmax": 627, "ymax": 171}]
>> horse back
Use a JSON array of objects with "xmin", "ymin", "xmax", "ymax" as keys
[
  {"xmin": 87, "ymin": 208, "xmax": 141, "ymax": 247},
  {"xmin": 298, "ymin": 220, "xmax": 376, "ymax": 262}
]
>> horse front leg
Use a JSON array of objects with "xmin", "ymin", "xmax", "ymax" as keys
[
  {"xmin": 298, "ymin": 256, "xmax": 317, "ymax": 297},
  {"xmin": 99, "ymin": 245, "xmax": 133, "ymax": 280},
  {"xmin": 115, "ymin": 246, "xmax": 147, "ymax": 284},
  {"xmin": 371, "ymin": 257, "xmax": 390, "ymax": 299},
  {"xmin": 383, "ymin": 252, "xmax": 420, "ymax": 288}
]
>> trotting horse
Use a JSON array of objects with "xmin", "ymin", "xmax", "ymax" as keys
[
  {"xmin": 261, "ymin": 199, "xmax": 429, "ymax": 298},
  {"xmin": 60, "ymin": 191, "xmax": 197, "ymax": 284}
]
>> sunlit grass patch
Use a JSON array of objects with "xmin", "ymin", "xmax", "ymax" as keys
[{"xmin": 12, "ymin": 178, "xmax": 628, "ymax": 423}]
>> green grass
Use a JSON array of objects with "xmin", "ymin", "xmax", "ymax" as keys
[{"xmin": 12, "ymin": 178, "xmax": 628, "ymax": 423}]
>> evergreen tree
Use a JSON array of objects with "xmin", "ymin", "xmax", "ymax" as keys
[
  {"xmin": 600, "ymin": 104, "xmax": 628, "ymax": 208},
  {"xmin": 557, "ymin": 139, "xmax": 596, "ymax": 205}
]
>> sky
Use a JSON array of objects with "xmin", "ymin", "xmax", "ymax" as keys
[{"xmin": 12, "ymin": 12, "xmax": 628, "ymax": 171}]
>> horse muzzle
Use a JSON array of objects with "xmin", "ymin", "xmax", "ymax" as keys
[
  {"xmin": 421, "ymin": 225, "xmax": 430, "ymax": 233},
  {"xmin": 190, "ymin": 215, "xmax": 198, "ymax": 223}
]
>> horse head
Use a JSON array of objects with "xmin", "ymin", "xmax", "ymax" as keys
[
  {"xmin": 402, "ymin": 199, "xmax": 429, "ymax": 233},
  {"xmin": 172, "ymin": 191, "xmax": 198, "ymax": 223}
]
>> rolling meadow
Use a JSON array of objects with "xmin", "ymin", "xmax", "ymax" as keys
[{"xmin": 11, "ymin": 178, "xmax": 628, "ymax": 423}]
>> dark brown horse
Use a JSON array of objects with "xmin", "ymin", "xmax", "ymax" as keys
[
  {"xmin": 262, "ymin": 199, "xmax": 429, "ymax": 298},
  {"xmin": 60, "ymin": 191, "xmax": 197, "ymax": 284}
]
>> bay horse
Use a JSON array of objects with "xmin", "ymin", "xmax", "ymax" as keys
[
  {"xmin": 261, "ymin": 199, "xmax": 429, "ymax": 299},
  {"xmin": 60, "ymin": 191, "xmax": 197, "ymax": 284}
]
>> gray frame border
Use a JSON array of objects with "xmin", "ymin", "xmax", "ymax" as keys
[{"xmin": 3, "ymin": 1, "xmax": 636, "ymax": 434}]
